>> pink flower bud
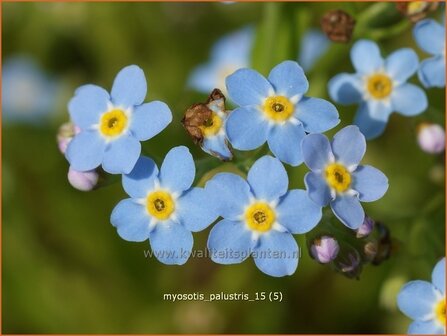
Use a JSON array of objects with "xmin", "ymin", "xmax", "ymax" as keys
[
  {"xmin": 417, "ymin": 123, "xmax": 445, "ymax": 154},
  {"xmin": 356, "ymin": 216, "xmax": 375, "ymax": 238},
  {"xmin": 311, "ymin": 236, "xmax": 340, "ymax": 264},
  {"xmin": 67, "ymin": 167, "xmax": 98, "ymax": 191}
]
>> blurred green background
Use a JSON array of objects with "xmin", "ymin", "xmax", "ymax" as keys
[{"xmin": 2, "ymin": 2, "xmax": 445, "ymax": 334}]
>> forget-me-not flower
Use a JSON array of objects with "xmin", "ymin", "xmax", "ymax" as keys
[
  {"xmin": 225, "ymin": 60, "xmax": 339, "ymax": 166},
  {"xmin": 328, "ymin": 40, "xmax": 428, "ymax": 139},
  {"xmin": 66, "ymin": 65, "xmax": 172, "ymax": 174},
  {"xmin": 413, "ymin": 18, "xmax": 446, "ymax": 88},
  {"xmin": 398, "ymin": 258, "xmax": 446, "ymax": 334},
  {"xmin": 189, "ymin": 26, "xmax": 253, "ymax": 96},
  {"xmin": 111, "ymin": 146, "xmax": 218, "ymax": 265},
  {"xmin": 2, "ymin": 57, "xmax": 59, "ymax": 124},
  {"xmin": 302, "ymin": 125, "xmax": 388, "ymax": 229},
  {"xmin": 205, "ymin": 155, "xmax": 322, "ymax": 277}
]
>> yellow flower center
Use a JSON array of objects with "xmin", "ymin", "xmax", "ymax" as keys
[
  {"xmin": 263, "ymin": 96, "xmax": 294, "ymax": 122},
  {"xmin": 367, "ymin": 74, "xmax": 393, "ymax": 99},
  {"xmin": 100, "ymin": 109, "xmax": 128, "ymax": 137},
  {"xmin": 325, "ymin": 163, "xmax": 352, "ymax": 193},
  {"xmin": 245, "ymin": 202, "xmax": 276, "ymax": 232},
  {"xmin": 199, "ymin": 112, "xmax": 222, "ymax": 137},
  {"xmin": 146, "ymin": 190, "xmax": 175, "ymax": 220},
  {"xmin": 408, "ymin": 1, "xmax": 428, "ymax": 14},
  {"xmin": 436, "ymin": 299, "xmax": 446, "ymax": 326}
]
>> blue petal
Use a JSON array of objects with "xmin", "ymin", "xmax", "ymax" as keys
[
  {"xmin": 122, "ymin": 156, "xmax": 159, "ymax": 198},
  {"xmin": 354, "ymin": 102, "xmax": 392, "ymax": 140},
  {"xmin": 352, "ymin": 165, "xmax": 388, "ymax": 202},
  {"xmin": 202, "ymin": 133, "xmax": 233, "ymax": 161},
  {"xmin": 149, "ymin": 221, "xmax": 193, "ymax": 265},
  {"xmin": 207, "ymin": 219, "xmax": 253, "ymax": 264},
  {"xmin": 350, "ymin": 40, "xmax": 384, "ymax": 75},
  {"xmin": 68, "ymin": 85, "xmax": 110, "ymax": 129},
  {"xmin": 391, "ymin": 83, "xmax": 427, "ymax": 116},
  {"xmin": 111, "ymin": 65, "xmax": 147, "ymax": 108},
  {"xmin": 176, "ymin": 187, "xmax": 219, "ymax": 232},
  {"xmin": 413, "ymin": 19, "xmax": 445, "ymax": 55},
  {"xmin": 159, "ymin": 146, "xmax": 195, "ymax": 193},
  {"xmin": 252, "ymin": 231, "xmax": 298, "ymax": 277},
  {"xmin": 398, "ymin": 280, "xmax": 439, "ymax": 320},
  {"xmin": 211, "ymin": 26, "xmax": 254, "ymax": 63},
  {"xmin": 188, "ymin": 63, "xmax": 219, "ymax": 93},
  {"xmin": 328, "ymin": 73, "xmax": 363, "ymax": 105},
  {"xmin": 385, "ymin": 48, "xmax": 419, "ymax": 84},
  {"xmin": 304, "ymin": 172, "xmax": 332, "ymax": 206},
  {"xmin": 205, "ymin": 173, "xmax": 251, "ymax": 220},
  {"xmin": 110, "ymin": 199, "xmax": 151, "ymax": 242},
  {"xmin": 432, "ymin": 258, "xmax": 446, "ymax": 294},
  {"xmin": 267, "ymin": 123, "xmax": 305, "ymax": 166},
  {"xmin": 301, "ymin": 133, "xmax": 332, "ymax": 171},
  {"xmin": 130, "ymin": 101, "xmax": 172, "ymax": 141},
  {"xmin": 267, "ymin": 61, "xmax": 309, "ymax": 98},
  {"xmin": 298, "ymin": 29, "xmax": 330, "ymax": 72},
  {"xmin": 102, "ymin": 134, "xmax": 141, "ymax": 174},
  {"xmin": 331, "ymin": 125, "xmax": 366, "ymax": 167},
  {"xmin": 330, "ymin": 195, "xmax": 365, "ymax": 229},
  {"xmin": 408, "ymin": 320, "xmax": 445, "ymax": 335},
  {"xmin": 296, "ymin": 97, "xmax": 340, "ymax": 133},
  {"xmin": 225, "ymin": 68, "xmax": 273, "ymax": 106},
  {"xmin": 418, "ymin": 56, "xmax": 446, "ymax": 88},
  {"xmin": 247, "ymin": 155, "xmax": 288, "ymax": 201},
  {"xmin": 66, "ymin": 130, "xmax": 106, "ymax": 172},
  {"xmin": 276, "ymin": 189, "xmax": 322, "ymax": 234},
  {"xmin": 226, "ymin": 106, "xmax": 270, "ymax": 150}
]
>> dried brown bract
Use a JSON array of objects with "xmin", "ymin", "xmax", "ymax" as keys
[
  {"xmin": 321, "ymin": 9, "xmax": 356, "ymax": 43},
  {"xmin": 396, "ymin": 1, "xmax": 439, "ymax": 22}
]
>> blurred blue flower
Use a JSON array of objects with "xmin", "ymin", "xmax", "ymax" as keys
[
  {"xmin": 328, "ymin": 40, "xmax": 428, "ymax": 139},
  {"xmin": 298, "ymin": 29, "xmax": 330, "ymax": 72},
  {"xmin": 225, "ymin": 60, "xmax": 339, "ymax": 166},
  {"xmin": 205, "ymin": 155, "xmax": 322, "ymax": 277},
  {"xmin": 398, "ymin": 258, "xmax": 446, "ymax": 334},
  {"xmin": 413, "ymin": 18, "xmax": 446, "ymax": 88},
  {"xmin": 201, "ymin": 92, "xmax": 232, "ymax": 160},
  {"xmin": 302, "ymin": 125, "xmax": 388, "ymax": 229},
  {"xmin": 111, "ymin": 146, "xmax": 218, "ymax": 265},
  {"xmin": 188, "ymin": 26, "xmax": 253, "ymax": 95},
  {"xmin": 66, "ymin": 65, "xmax": 172, "ymax": 174},
  {"xmin": 2, "ymin": 57, "xmax": 59, "ymax": 124}
]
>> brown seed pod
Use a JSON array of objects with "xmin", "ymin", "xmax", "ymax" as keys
[
  {"xmin": 396, "ymin": 1, "xmax": 439, "ymax": 23},
  {"xmin": 321, "ymin": 9, "xmax": 356, "ymax": 43}
]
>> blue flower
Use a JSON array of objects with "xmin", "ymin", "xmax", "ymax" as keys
[
  {"xmin": 205, "ymin": 155, "xmax": 322, "ymax": 277},
  {"xmin": 298, "ymin": 29, "xmax": 330, "ymax": 72},
  {"xmin": 188, "ymin": 26, "xmax": 253, "ymax": 95},
  {"xmin": 413, "ymin": 18, "xmax": 446, "ymax": 88},
  {"xmin": 66, "ymin": 65, "xmax": 172, "ymax": 174},
  {"xmin": 110, "ymin": 146, "xmax": 218, "ymax": 265},
  {"xmin": 302, "ymin": 125, "xmax": 388, "ymax": 229},
  {"xmin": 398, "ymin": 258, "xmax": 446, "ymax": 335},
  {"xmin": 2, "ymin": 57, "xmax": 59, "ymax": 125},
  {"xmin": 225, "ymin": 60, "xmax": 339, "ymax": 166},
  {"xmin": 328, "ymin": 40, "xmax": 428, "ymax": 139}
]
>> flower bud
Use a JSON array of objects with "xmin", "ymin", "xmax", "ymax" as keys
[
  {"xmin": 356, "ymin": 216, "xmax": 375, "ymax": 238},
  {"xmin": 364, "ymin": 241, "xmax": 378, "ymax": 261},
  {"xmin": 321, "ymin": 9, "xmax": 356, "ymax": 43},
  {"xmin": 337, "ymin": 252, "xmax": 362, "ymax": 279},
  {"xmin": 310, "ymin": 236, "xmax": 340, "ymax": 263},
  {"xmin": 67, "ymin": 167, "xmax": 99, "ymax": 191},
  {"xmin": 57, "ymin": 122, "xmax": 80, "ymax": 154},
  {"xmin": 396, "ymin": 1, "xmax": 439, "ymax": 22},
  {"xmin": 417, "ymin": 123, "xmax": 445, "ymax": 154}
]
